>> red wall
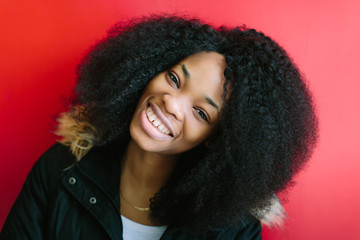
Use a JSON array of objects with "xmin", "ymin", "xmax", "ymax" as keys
[{"xmin": 1, "ymin": 0, "xmax": 359, "ymax": 239}]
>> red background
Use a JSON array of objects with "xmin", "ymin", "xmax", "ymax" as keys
[{"xmin": 1, "ymin": 0, "xmax": 359, "ymax": 239}]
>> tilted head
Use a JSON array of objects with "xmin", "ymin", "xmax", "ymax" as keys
[{"xmin": 130, "ymin": 51, "xmax": 227, "ymax": 155}]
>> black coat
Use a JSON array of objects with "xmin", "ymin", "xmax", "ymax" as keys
[{"xmin": 0, "ymin": 143, "xmax": 262, "ymax": 240}]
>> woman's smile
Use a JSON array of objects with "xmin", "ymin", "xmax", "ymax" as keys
[
  {"xmin": 130, "ymin": 51, "xmax": 226, "ymax": 154},
  {"xmin": 140, "ymin": 102, "xmax": 174, "ymax": 140}
]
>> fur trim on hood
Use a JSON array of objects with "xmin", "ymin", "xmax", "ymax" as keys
[
  {"xmin": 55, "ymin": 112, "xmax": 286, "ymax": 227},
  {"xmin": 251, "ymin": 195, "xmax": 286, "ymax": 228},
  {"xmin": 55, "ymin": 112, "xmax": 96, "ymax": 161}
]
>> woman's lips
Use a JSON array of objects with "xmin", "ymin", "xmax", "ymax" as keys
[
  {"xmin": 146, "ymin": 106, "xmax": 172, "ymax": 135},
  {"xmin": 140, "ymin": 103, "xmax": 174, "ymax": 140},
  {"xmin": 149, "ymin": 102, "xmax": 175, "ymax": 135}
]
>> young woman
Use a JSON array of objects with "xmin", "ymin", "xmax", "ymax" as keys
[{"xmin": 0, "ymin": 16, "xmax": 318, "ymax": 239}]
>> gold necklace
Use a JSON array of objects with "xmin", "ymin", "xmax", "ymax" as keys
[{"xmin": 120, "ymin": 191, "xmax": 150, "ymax": 212}]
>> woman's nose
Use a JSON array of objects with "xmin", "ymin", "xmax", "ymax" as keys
[{"xmin": 163, "ymin": 94, "xmax": 185, "ymax": 121}]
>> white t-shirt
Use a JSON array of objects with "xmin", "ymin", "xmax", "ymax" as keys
[{"xmin": 121, "ymin": 215, "xmax": 167, "ymax": 240}]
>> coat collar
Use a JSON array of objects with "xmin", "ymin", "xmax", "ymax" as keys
[{"xmin": 75, "ymin": 139, "xmax": 127, "ymax": 205}]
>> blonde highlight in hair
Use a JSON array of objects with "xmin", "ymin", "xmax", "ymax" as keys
[{"xmin": 55, "ymin": 110, "xmax": 96, "ymax": 161}]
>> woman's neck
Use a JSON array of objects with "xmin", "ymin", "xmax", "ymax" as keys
[{"xmin": 121, "ymin": 139, "xmax": 179, "ymax": 193}]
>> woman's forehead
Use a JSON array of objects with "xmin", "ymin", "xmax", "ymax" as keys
[
  {"xmin": 179, "ymin": 51, "xmax": 226, "ymax": 68},
  {"xmin": 176, "ymin": 52, "xmax": 226, "ymax": 82},
  {"xmin": 175, "ymin": 51, "xmax": 227, "ymax": 107}
]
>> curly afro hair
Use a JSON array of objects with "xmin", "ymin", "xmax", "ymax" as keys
[{"xmin": 63, "ymin": 15, "xmax": 318, "ymax": 230}]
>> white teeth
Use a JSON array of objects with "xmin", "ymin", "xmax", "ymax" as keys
[
  {"xmin": 146, "ymin": 105, "xmax": 172, "ymax": 136},
  {"xmin": 153, "ymin": 120, "xmax": 160, "ymax": 127}
]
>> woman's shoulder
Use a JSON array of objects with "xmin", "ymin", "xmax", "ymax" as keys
[
  {"xmin": 211, "ymin": 218, "xmax": 262, "ymax": 240},
  {"xmin": 38, "ymin": 143, "xmax": 76, "ymax": 166},
  {"xmin": 31, "ymin": 143, "xmax": 77, "ymax": 183},
  {"xmin": 164, "ymin": 218, "xmax": 262, "ymax": 239}
]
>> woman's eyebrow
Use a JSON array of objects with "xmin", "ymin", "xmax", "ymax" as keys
[
  {"xmin": 204, "ymin": 96, "xmax": 219, "ymax": 111},
  {"xmin": 181, "ymin": 64, "xmax": 191, "ymax": 78}
]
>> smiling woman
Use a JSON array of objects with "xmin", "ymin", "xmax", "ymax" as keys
[
  {"xmin": 130, "ymin": 51, "xmax": 226, "ymax": 155},
  {"xmin": 0, "ymin": 15, "xmax": 318, "ymax": 240}
]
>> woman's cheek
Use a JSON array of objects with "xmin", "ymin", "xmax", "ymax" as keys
[{"xmin": 183, "ymin": 121, "xmax": 209, "ymax": 144}]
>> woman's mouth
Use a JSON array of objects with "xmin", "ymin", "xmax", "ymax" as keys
[
  {"xmin": 140, "ymin": 103, "xmax": 174, "ymax": 140},
  {"xmin": 146, "ymin": 105, "xmax": 173, "ymax": 136}
]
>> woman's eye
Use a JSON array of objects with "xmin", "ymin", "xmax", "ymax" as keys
[
  {"xmin": 168, "ymin": 71, "xmax": 179, "ymax": 88},
  {"xmin": 195, "ymin": 108, "xmax": 208, "ymax": 122}
]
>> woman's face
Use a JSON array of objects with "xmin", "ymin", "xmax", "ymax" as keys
[{"xmin": 130, "ymin": 51, "xmax": 226, "ymax": 155}]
